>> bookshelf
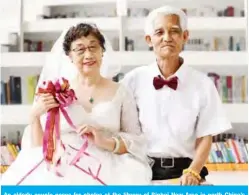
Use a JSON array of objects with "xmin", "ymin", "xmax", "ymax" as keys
[
  {"xmin": 0, "ymin": 0, "xmax": 247, "ymax": 185},
  {"xmin": 1, "ymin": 51, "xmax": 247, "ymax": 67}
]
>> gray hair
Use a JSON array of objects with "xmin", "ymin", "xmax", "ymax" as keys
[{"xmin": 144, "ymin": 5, "xmax": 188, "ymax": 36}]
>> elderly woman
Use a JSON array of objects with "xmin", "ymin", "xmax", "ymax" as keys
[
  {"xmin": 1, "ymin": 23, "xmax": 152, "ymax": 185},
  {"xmin": 122, "ymin": 6, "xmax": 231, "ymax": 185}
]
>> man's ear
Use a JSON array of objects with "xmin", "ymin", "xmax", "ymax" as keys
[
  {"xmin": 145, "ymin": 35, "xmax": 153, "ymax": 47},
  {"xmin": 182, "ymin": 30, "xmax": 189, "ymax": 44}
]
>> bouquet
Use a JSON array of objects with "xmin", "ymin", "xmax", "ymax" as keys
[{"xmin": 37, "ymin": 77, "xmax": 77, "ymax": 174}]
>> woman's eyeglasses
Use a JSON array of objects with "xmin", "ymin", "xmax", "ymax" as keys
[{"xmin": 72, "ymin": 44, "xmax": 101, "ymax": 56}]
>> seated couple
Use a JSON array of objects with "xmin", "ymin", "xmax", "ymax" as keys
[{"xmin": 1, "ymin": 6, "xmax": 231, "ymax": 185}]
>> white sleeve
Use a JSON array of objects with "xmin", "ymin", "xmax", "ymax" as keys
[
  {"xmin": 118, "ymin": 85, "xmax": 148, "ymax": 162},
  {"xmin": 120, "ymin": 70, "xmax": 136, "ymax": 95},
  {"xmin": 196, "ymin": 79, "xmax": 232, "ymax": 138}
]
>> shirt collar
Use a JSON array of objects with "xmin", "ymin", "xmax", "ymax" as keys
[{"xmin": 150, "ymin": 57, "xmax": 187, "ymax": 83}]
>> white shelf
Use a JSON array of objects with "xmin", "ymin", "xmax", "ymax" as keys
[
  {"xmin": 39, "ymin": 0, "xmax": 245, "ymax": 9},
  {"xmin": 23, "ymin": 18, "xmax": 120, "ymax": 33},
  {"xmin": 40, "ymin": 0, "xmax": 245, "ymax": 8},
  {"xmin": 224, "ymin": 104, "xmax": 248, "ymax": 124},
  {"xmin": 1, "ymin": 105, "xmax": 31, "ymax": 125},
  {"xmin": 1, "ymin": 104, "xmax": 247, "ymax": 125},
  {"xmin": 1, "ymin": 51, "xmax": 247, "ymax": 68},
  {"xmin": 127, "ymin": 17, "xmax": 246, "ymax": 31},
  {"xmin": 0, "ymin": 33, "xmax": 18, "ymax": 46},
  {"xmin": 1, "ymin": 52, "xmax": 45, "ymax": 67},
  {"xmin": 22, "ymin": 17, "xmax": 246, "ymax": 33},
  {"xmin": 127, "ymin": 0, "xmax": 244, "ymax": 9},
  {"xmin": 206, "ymin": 171, "xmax": 248, "ymax": 185},
  {"xmin": 42, "ymin": 0, "xmax": 116, "ymax": 6}
]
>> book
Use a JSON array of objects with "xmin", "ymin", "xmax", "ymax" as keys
[
  {"xmin": 1, "ymin": 74, "xmax": 39, "ymax": 105},
  {"xmin": 9, "ymin": 76, "xmax": 22, "ymax": 104}
]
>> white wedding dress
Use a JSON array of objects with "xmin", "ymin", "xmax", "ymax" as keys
[{"xmin": 1, "ymin": 84, "xmax": 152, "ymax": 185}]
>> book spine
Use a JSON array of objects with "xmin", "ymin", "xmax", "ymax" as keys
[
  {"xmin": 1, "ymin": 146, "xmax": 12, "ymax": 165},
  {"xmin": 222, "ymin": 76, "xmax": 228, "ymax": 102},
  {"xmin": 9, "ymin": 76, "xmax": 22, "ymax": 104},
  {"xmin": 6, "ymin": 143, "xmax": 17, "ymax": 162},
  {"xmin": 211, "ymin": 143, "xmax": 219, "ymax": 163},
  {"xmin": 27, "ymin": 76, "xmax": 37, "ymax": 104},
  {"xmin": 234, "ymin": 139, "xmax": 246, "ymax": 163},
  {"xmin": 238, "ymin": 139, "xmax": 248, "ymax": 163},
  {"xmin": 218, "ymin": 142, "xmax": 228, "ymax": 163},
  {"xmin": 215, "ymin": 142, "xmax": 224, "ymax": 163},
  {"xmin": 1, "ymin": 81, "xmax": 7, "ymax": 105},
  {"xmin": 6, "ymin": 80, "xmax": 11, "ymax": 104},
  {"xmin": 226, "ymin": 76, "xmax": 233, "ymax": 103},
  {"xmin": 228, "ymin": 139, "xmax": 241, "ymax": 163},
  {"xmin": 241, "ymin": 76, "xmax": 247, "ymax": 102},
  {"xmin": 232, "ymin": 76, "xmax": 242, "ymax": 103},
  {"xmin": 21, "ymin": 77, "xmax": 28, "ymax": 104},
  {"xmin": 0, "ymin": 147, "xmax": 7, "ymax": 165},
  {"xmin": 224, "ymin": 141, "xmax": 235, "ymax": 163}
]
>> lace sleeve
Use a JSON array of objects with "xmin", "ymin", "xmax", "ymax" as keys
[{"xmin": 118, "ymin": 85, "xmax": 148, "ymax": 162}]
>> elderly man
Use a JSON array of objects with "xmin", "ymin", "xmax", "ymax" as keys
[{"xmin": 122, "ymin": 6, "xmax": 231, "ymax": 185}]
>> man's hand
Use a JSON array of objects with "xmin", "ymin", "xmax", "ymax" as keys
[{"xmin": 180, "ymin": 172, "xmax": 200, "ymax": 185}]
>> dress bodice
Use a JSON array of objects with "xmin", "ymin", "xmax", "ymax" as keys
[{"xmin": 59, "ymin": 84, "xmax": 123, "ymax": 136}]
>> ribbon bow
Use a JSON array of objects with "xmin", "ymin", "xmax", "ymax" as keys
[{"xmin": 153, "ymin": 75, "xmax": 178, "ymax": 90}]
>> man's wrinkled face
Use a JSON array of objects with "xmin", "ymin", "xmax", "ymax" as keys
[{"xmin": 146, "ymin": 14, "xmax": 189, "ymax": 59}]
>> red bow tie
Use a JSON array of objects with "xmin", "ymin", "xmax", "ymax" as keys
[{"xmin": 153, "ymin": 75, "xmax": 178, "ymax": 90}]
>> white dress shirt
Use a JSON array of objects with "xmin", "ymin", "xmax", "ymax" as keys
[{"xmin": 122, "ymin": 61, "xmax": 232, "ymax": 159}]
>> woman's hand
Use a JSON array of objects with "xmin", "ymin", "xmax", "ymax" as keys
[
  {"xmin": 30, "ymin": 93, "xmax": 59, "ymax": 121},
  {"xmin": 180, "ymin": 172, "xmax": 200, "ymax": 185},
  {"xmin": 77, "ymin": 124, "xmax": 114, "ymax": 151}
]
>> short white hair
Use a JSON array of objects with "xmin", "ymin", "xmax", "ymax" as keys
[{"xmin": 144, "ymin": 5, "xmax": 188, "ymax": 36}]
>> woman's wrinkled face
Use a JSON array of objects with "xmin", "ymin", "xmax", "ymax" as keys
[
  {"xmin": 146, "ymin": 14, "xmax": 189, "ymax": 59},
  {"xmin": 69, "ymin": 34, "xmax": 103, "ymax": 76}
]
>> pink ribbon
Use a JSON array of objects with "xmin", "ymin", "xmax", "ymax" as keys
[
  {"xmin": 17, "ymin": 78, "xmax": 106, "ymax": 185},
  {"xmin": 68, "ymin": 145, "xmax": 106, "ymax": 185}
]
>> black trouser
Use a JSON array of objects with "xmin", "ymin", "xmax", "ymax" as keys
[{"xmin": 151, "ymin": 157, "xmax": 208, "ymax": 180}]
